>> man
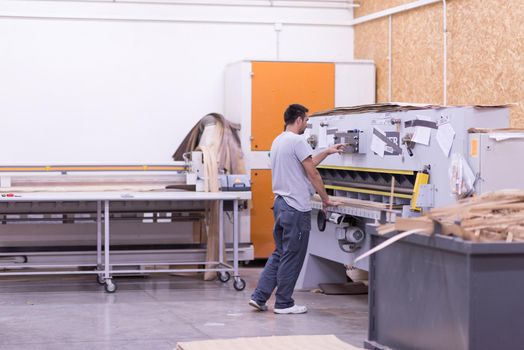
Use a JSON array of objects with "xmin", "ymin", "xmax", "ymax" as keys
[{"xmin": 249, "ymin": 104, "xmax": 345, "ymax": 315}]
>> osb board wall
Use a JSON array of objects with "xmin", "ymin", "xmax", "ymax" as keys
[
  {"xmin": 354, "ymin": 17, "xmax": 389, "ymax": 102},
  {"xmin": 392, "ymin": 3, "xmax": 443, "ymax": 104},
  {"xmin": 447, "ymin": 0, "xmax": 524, "ymax": 126},
  {"xmin": 354, "ymin": 0, "xmax": 411, "ymax": 17},
  {"xmin": 354, "ymin": 0, "xmax": 524, "ymax": 126}
]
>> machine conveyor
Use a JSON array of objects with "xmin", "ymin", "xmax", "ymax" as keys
[{"xmin": 318, "ymin": 165, "xmax": 419, "ymax": 204}]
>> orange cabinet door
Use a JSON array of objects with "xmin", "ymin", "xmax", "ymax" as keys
[
  {"xmin": 251, "ymin": 61, "xmax": 335, "ymax": 151},
  {"xmin": 250, "ymin": 169, "xmax": 275, "ymax": 259}
]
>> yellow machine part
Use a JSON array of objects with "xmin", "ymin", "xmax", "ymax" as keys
[
  {"xmin": 317, "ymin": 165, "xmax": 414, "ymax": 176},
  {"xmin": 324, "ymin": 185, "xmax": 413, "ymax": 199},
  {"xmin": 411, "ymin": 172, "xmax": 430, "ymax": 211},
  {"xmin": 318, "ymin": 165, "xmax": 415, "ymax": 199}
]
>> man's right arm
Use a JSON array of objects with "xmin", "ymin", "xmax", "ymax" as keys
[
  {"xmin": 311, "ymin": 143, "xmax": 346, "ymax": 167},
  {"xmin": 302, "ymin": 156, "xmax": 341, "ymax": 209}
]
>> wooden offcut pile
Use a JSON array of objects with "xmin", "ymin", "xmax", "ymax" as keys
[{"xmin": 379, "ymin": 190, "xmax": 524, "ymax": 243}]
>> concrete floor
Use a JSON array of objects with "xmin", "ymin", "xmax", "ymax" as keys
[{"xmin": 0, "ymin": 267, "xmax": 368, "ymax": 350}]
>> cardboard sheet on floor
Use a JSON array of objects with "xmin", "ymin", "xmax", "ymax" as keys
[{"xmin": 176, "ymin": 335, "xmax": 363, "ymax": 350}]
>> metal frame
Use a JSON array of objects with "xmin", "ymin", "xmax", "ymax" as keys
[{"xmin": 0, "ymin": 191, "xmax": 251, "ymax": 292}]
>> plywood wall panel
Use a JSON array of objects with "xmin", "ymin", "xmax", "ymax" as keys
[
  {"xmin": 354, "ymin": 0, "xmax": 413, "ymax": 17},
  {"xmin": 354, "ymin": 0, "xmax": 524, "ymax": 126},
  {"xmin": 354, "ymin": 18, "xmax": 389, "ymax": 102},
  {"xmin": 446, "ymin": 0, "xmax": 524, "ymax": 126},
  {"xmin": 392, "ymin": 3, "xmax": 443, "ymax": 103}
]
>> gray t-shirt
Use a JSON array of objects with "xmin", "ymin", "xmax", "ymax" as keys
[{"xmin": 271, "ymin": 131, "xmax": 314, "ymax": 212}]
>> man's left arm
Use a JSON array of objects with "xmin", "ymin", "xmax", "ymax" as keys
[{"xmin": 311, "ymin": 144, "xmax": 346, "ymax": 167}]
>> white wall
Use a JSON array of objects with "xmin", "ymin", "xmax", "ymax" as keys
[{"xmin": 0, "ymin": 0, "xmax": 354, "ymax": 164}]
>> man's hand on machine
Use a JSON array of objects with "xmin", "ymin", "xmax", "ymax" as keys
[
  {"xmin": 321, "ymin": 196, "xmax": 343, "ymax": 210},
  {"xmin": 327, "ymin": 143, "xmax": 347, "ymax": 155},
  {"xmin": 310, "ymin": 144, "xmax": 347, "ymax": 167}
]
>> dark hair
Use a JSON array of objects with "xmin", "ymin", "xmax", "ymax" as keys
[{"xmin": 284, "ymin": 104, "xmax": 309, "ymax": 125}]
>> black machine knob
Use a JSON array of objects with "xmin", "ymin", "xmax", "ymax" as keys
[{"xmin": 317, "ymin": 211, "xmax": 327, "ymax": 232}]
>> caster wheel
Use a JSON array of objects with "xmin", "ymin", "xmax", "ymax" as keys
[
  {"xmin": 217, "ymin": 271, "xmax": 231, "ymax": 283},
  {"xmin": 233, "ymin": 278, "xmax": 246, "ymax": 291},
  {"xmin": 96, "ymin": 275, "xmax": 105, "ymax": 285},
  {"xmin": 104, "ymin": 282, "xmax": 117, "ymax": 293}
]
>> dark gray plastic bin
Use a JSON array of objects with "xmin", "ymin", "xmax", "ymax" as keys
[{"xmin": 364, "ymin": 227, "xmax": 524, "ymax": 350}]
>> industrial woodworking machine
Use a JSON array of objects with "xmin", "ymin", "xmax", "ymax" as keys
[{"xmin": 296, "ymin": 103, "xmax": 524, "ymax": 289}]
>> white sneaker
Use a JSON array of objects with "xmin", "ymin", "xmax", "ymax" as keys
[
  {"xmin": 274, "ymin": 304, "xmax": 308, "ymax": 314},
  {"xmin": 249, "ymin": 299, "xmax": 268, "ymax": 311}
]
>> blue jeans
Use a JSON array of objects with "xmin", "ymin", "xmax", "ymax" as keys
[{"xmin": 251, "ymin": 196, "xmax": 311, "ymax": 309}]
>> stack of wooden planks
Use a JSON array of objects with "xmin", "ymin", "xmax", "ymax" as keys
[{"xmin": 379, "ymin": 190, "xmax": 524, "ymax": 242}]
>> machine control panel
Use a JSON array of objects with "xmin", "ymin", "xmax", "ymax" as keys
[{"xmin": 334, "ymin": 129, "xmax": 366, "ymax": 154}]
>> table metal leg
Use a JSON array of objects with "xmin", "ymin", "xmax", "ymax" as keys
[
  {"xmin": 232, "ymin": 199, "xmax": 245, "ymax": 291},
  {"xmin": 233, "ymin": 199, "xmax": 238, "ymax": 276},
  {"xmin": 103, "ymin": 200, "xmax": 116, "ymax": 293},
  {"xmin": 96, "ymin": 201, "xmax": 102, "ymax": 270},
  {"xmin": 95, "ymin": 201, "xmax": 104, "ymax": 285},
  {"xmin": 219, "ymin": 200, "xmax": 224, "ymax": 265}
]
